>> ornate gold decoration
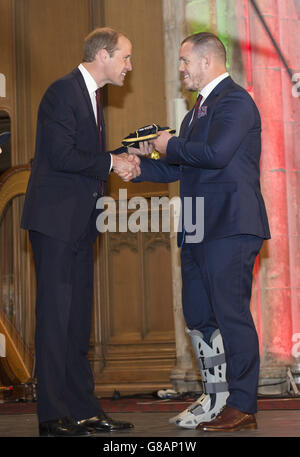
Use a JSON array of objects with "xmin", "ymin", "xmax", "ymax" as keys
[{"xmin": 0, "ymin": 165, "xmax": 32, "ymax": 383}]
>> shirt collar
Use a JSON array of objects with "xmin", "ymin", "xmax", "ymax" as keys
[
  {"xmin": 78, "ymin": 63, "xmax": 98, "ymax": 95},
  {"xmin": 199, "ymin": 72, "xmax": 229, "ymax": 103}
]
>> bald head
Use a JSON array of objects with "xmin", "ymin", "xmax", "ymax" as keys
[
  {"xmin": 179, "ymin": 32, "xmax": 227, "ymax": 91},
  {"xmin": 181, "ymin": 32, "xmax": 227, "ymax": 65}
]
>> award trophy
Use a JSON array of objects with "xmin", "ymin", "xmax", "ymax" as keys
[{"xmin": 122, "ymin": 124, "xmax": 175, "ymax": 160}]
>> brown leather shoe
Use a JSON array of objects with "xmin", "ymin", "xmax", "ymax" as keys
[{"xmin": 197, "ymin": 406, "xmax": 257, "ymax": 432}]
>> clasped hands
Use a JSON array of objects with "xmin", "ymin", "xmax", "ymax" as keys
[
  {"xmin": 111, "ymin": 153, "xmax": 141, "ymax": 182},
  {"xmin": 112, "ymin": 130, "xmax": 172, "ymax": 182}
]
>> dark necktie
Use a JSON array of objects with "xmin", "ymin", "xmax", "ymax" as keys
[
  {"xmin": 192, "ymin": 93, "xmax": 203, "ymax": 121},
  {"xmin": 95, "ymin": 88, "xmax": 102, "ymax": 149},
  {"xmin": 95, "ymin": 88, "xmax": 105, "ymax": 195}
]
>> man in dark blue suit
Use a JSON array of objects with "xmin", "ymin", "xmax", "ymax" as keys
[
  {"xmin": 21, "ymin": 27, "xmax": 139, "ymax": 436},
  {"xmin": 129, "ymin": 32, "xmax": 270, "ymax": 432}
]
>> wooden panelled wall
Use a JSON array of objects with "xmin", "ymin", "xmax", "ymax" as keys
[{"xmin": 0, "ymin": 0, "xmax": 176, "ymax": 395}]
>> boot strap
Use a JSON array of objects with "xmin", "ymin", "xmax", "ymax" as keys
[
  {"xmin": 203, "ymin": 381, "xmax": 228, "ymax": 394},
  {"xmin": 199, "ymin": 353, "xmax": 226, "ymax": 370},
  {"xmin": 189, "ymin": 404, "xmax": 205, "ymax": 415}
]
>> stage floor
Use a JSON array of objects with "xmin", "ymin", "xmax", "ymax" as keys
[{"xmin": 0, "ymin": 409, "xmax": 300, "ymax": 438}]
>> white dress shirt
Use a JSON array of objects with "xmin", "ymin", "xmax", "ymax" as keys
[
  {"xmin": 189, "ymin": 72, "xmax": 229, "ymax": 125},
  {"xmin": 199, "ymin": 72, "xmax": 229, "ymax": 105},
  {"xmin": 78, "ymin": 64, "xmax": 112, "ymax": 171},
  {"xmin": 78, "ymin": 64, "xmax": 98, "ymax": 122}
]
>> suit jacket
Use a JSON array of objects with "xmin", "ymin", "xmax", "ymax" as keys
[
  {"xmin": 134, "ymin": 76, "xmax": 270, "ymax": 246},
  {"xmin": 21, "ymin": 67, "xmax": 124, "ymax": 242}
]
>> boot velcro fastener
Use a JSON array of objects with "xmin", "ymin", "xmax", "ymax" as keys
[
  {"xmin": 189, "ymin": 404, "xmax": 205, "ymax": 416},
  {"xmin": 203, "ymin": 381, "xmax": 228, "ymax": 394},
  {"xmin": 198, "ymin": 353, "xmax": 226, "ymax": 370}
]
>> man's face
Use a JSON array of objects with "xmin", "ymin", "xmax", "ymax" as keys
[
  {"xmin": 179, "ymin": 41, "xmax": 208, "ymax": 92},
  {"xmin": 104, "ymin": 35, "xmax": 132, "ymax": 86}
]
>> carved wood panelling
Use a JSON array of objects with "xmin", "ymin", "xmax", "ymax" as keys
[{"xmin": 94, "ymin": 205, "xmax": 176, "ymax": 394}]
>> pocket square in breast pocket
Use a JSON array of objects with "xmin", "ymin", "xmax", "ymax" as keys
[{"xmin": 197, "ymin": 106, "xmax": 208, "ymax": 118}]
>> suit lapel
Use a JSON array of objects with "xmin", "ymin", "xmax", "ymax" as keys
[
  {"xmin": 72, "ymin": 68, "xmax": 102, "ymax": 144},
  {"xmin": 179, "ymin": 111, "xmax": 193, "ymax": 137},
  {"xmin": 183, "ymin": 76, "xmax": 235, "ymax": 138}
]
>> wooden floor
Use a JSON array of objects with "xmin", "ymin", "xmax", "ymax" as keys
[{"xmin": 0, "ymin": 409, "xmax": 299, "ymax": 440}]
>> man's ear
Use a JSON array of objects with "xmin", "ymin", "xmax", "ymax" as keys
[
  {"xmin": 202, "ymin": 53, "xmax": 211, "ymax": 68},
  {"xmin": 97, "ymin": 48, "xmax": 110, "ymax": 63}
]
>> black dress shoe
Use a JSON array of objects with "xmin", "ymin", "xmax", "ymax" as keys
[
  {"xmin": 77, "ymin": 412, "xmax": 134, "ymax": 432},
  {"xmin": 39, "ymin": 417, "xmax": 96, "ymax": 437}
]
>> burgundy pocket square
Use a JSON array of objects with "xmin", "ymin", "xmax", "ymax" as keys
[{"xmin": 197, "ymin": 106, "xmax": 208, "ymax": 118}]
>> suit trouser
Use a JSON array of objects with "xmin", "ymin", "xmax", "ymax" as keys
[
  {"xmin": 29, "ymin": 216, "xmax": 102, "ymax": 423},
  {"xmin": 181, "ymin": 235, "xmax": 263, "ymax": 414}
]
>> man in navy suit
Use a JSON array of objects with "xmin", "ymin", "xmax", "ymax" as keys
[
  {"xmin": 128, "ymin": 32, "xmax": 270, "ymax": 432},
  {"xmin": 21, "ymin": 28, "xmax": 139, "ymax": 436}
]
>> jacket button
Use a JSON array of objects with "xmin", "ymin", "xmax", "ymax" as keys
[{"xmin": 93, "ymin": 192, "xmax": 98, "ymax": 197}]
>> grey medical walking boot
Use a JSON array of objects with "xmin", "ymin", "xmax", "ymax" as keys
[{"xmin": 169, "ymin": 328, "xmax": 229, "ymax": 429}]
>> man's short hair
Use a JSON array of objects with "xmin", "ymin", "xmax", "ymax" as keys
[
  {"xmin": 182, "ymin": 32, "xmax": 226, "ymax": 64},
  {"xmin": 83, "ymin": 27, "xmax": 123, "ymax": 62}
]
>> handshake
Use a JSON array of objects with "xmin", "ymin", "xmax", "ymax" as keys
[
  {"xmin": 112, "ymin": 124, "xmax": 175, "ymax": 182},
  {"xmin": 111, "ymin": 152, "xmax": 142, "ymax": 182},
  {"xmin": 111, "ymin": 140, "xmax": 153, "ymax": 182}
]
